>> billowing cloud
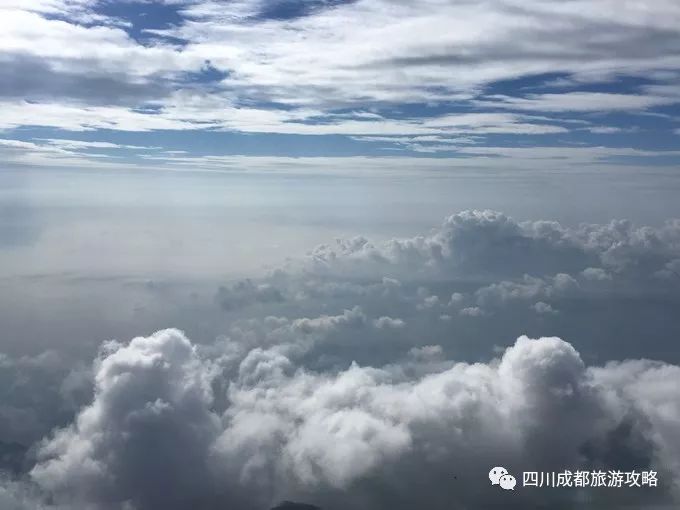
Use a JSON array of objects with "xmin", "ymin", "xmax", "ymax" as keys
[
  {"xmin": 301, "ymin": 209, "xmax": 680, "ymax": 281},
  {"xmin": 30, "ymin": 330, "xmax": 222, "ymax": 509},
  {"xmin": 2, "ymin": 209, "xmax": 680, "ymax": 508},
  {"xmin": 216, "ymin": 280, "xmax": 285, "ymax": 311},
  {"xmin": 12, "ymin": 330, "xmax": 680, "ymax": 510},
  {"xmin": 0, "ymin": 351, "xmax": 90, "ymax": 446}
]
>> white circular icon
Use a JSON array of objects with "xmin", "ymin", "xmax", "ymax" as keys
[
  {"xmin": 489, "ymin": 467, "xmax": 508, "ymax": 485},
  {"xmin": 499, "ymin": 474, "xmax": 516, "ymax": 490}
]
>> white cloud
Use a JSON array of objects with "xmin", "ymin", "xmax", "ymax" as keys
[
  {"xmin": 216, "ymin": 280, "xmax": 285, "ymax": 311},
  {"xmin": 0, "ymin": 7, "xmax": 193, "ymax": 77},
  {"xmin": 475, "ymin": 274, "xmax": 578, "ymax": 310},
  {"xmin": 582, "ymin": 267, "xmax": 612, "ymax": 281},
  {"xmin": 372, "ymin": 316, "xmax": 405, "ymax": 329},
  {"xmin": 36, "ymin": 139, "xmax": 158, "ymax": 150},
  {"xmin": 30, "ymin": 329, "xmax": 221, "ymax": 509},
  {"xmin": 531, "ymin": 301, "xmax": 558, "ymax": 314},
  {"xmin": 0, "ymin": 98, "xmax": 568, "ymax": 137},
  {"xmin": 459, "ymin": 306, "xmax": 485, "ymax": 317},
  {"xmin": 5, "ymin": 137, "xmax": 678, "ymax": 174},
  {"xmin": 476, "ymin": 92, "xmax": 680, "ymax": 113},
  {"xmin": 301, "ymin": 209, "xmax": 680, "ymax": 282},
  {"xmin": 161, "ymin": 0, "xmax": 680, "ymax": 108},
  {"xmin": 1, "ymin": 0, "xmax": 679, "ymax": 141},
  {"xmin": 2, "ymin": 208, "xmax": 680, "ymax": 508},
  {"xmin": 18, "ymin": 330, "xmax": 680, "ymax": 509}
]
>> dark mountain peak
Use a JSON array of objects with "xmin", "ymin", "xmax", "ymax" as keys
[{"xmin": 270, "ymin": 501, "xmax": 321, "ymax": 510}]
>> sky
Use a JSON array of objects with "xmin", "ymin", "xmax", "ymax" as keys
[
  {"xmin": 0, "ymin": 0, "xmax": 680, "ymax": 171},
  {"xmin": 2, "ymin": 2, "xmax": 680, "ymax": 510}
]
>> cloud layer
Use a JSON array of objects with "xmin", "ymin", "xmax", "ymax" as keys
[
  {"xmin": 16, "ymin": 330, "xmax": 680, "ymax": 510},
  {"xmin": 1, "ymin": 0, "xmax": 679, "ymax": 167},
  {"xmin": 1, "ymin": 209, "xmax": 680, "ymax": 509}
]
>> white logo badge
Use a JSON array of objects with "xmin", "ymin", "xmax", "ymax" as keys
[
  {"xmin": 489, "ymin": 467, "xmax": 516, "ymax": 490},
  {"xmin": 489, "ymin": 466, "xmax": 508, "ymax": 485}
]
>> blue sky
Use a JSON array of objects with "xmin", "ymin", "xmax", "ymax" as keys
[{"xmin": 1, "ymin": 0, "xmax": 680, "ymax": 173}]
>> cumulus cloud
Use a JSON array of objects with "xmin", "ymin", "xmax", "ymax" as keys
[
  {"xmin": 474, "ymin": 274, "xmax": 578, "ymax": 310},
  {"xmin": 216, "ymin": 279, "xmax": 285, "ymax": 311},
  {"xmin": 459, "ymin": 306, "xmax": 485, "ymax": 318},
  {"xmin": 372, "ymin": 316, "xmax": 405, "ymax": 329},
  {"xmin": 204, "ymin": 209, "xmax": 680, "ymax": 364},
  {"xmin": 0, "ymin": 476, "xmax": 49, "ymax": 510},
  {"xmin": 31, "ymin": 330, "xmax": 222, "ymax": 510},
  {"xmin": 3, "ymin": 330, "xmax": 675, "ymax": 509},
  {"xmin": 582, "ymin": 267, "xmax": 613, "ymax": 281},
  {"xmin": 0, "ymin": 351, "xmax": 91, "ymax": 447},
  {"xmin": 531, "ymin": 301, "xmax": 558, "ymax": 315},
  {"xmin": 301, "ymin": 210, "xmax": 680, "ymax": 282},
  {"xmin": 2, "ymin": 209, "xmax": 680, "ymax": 508}
]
